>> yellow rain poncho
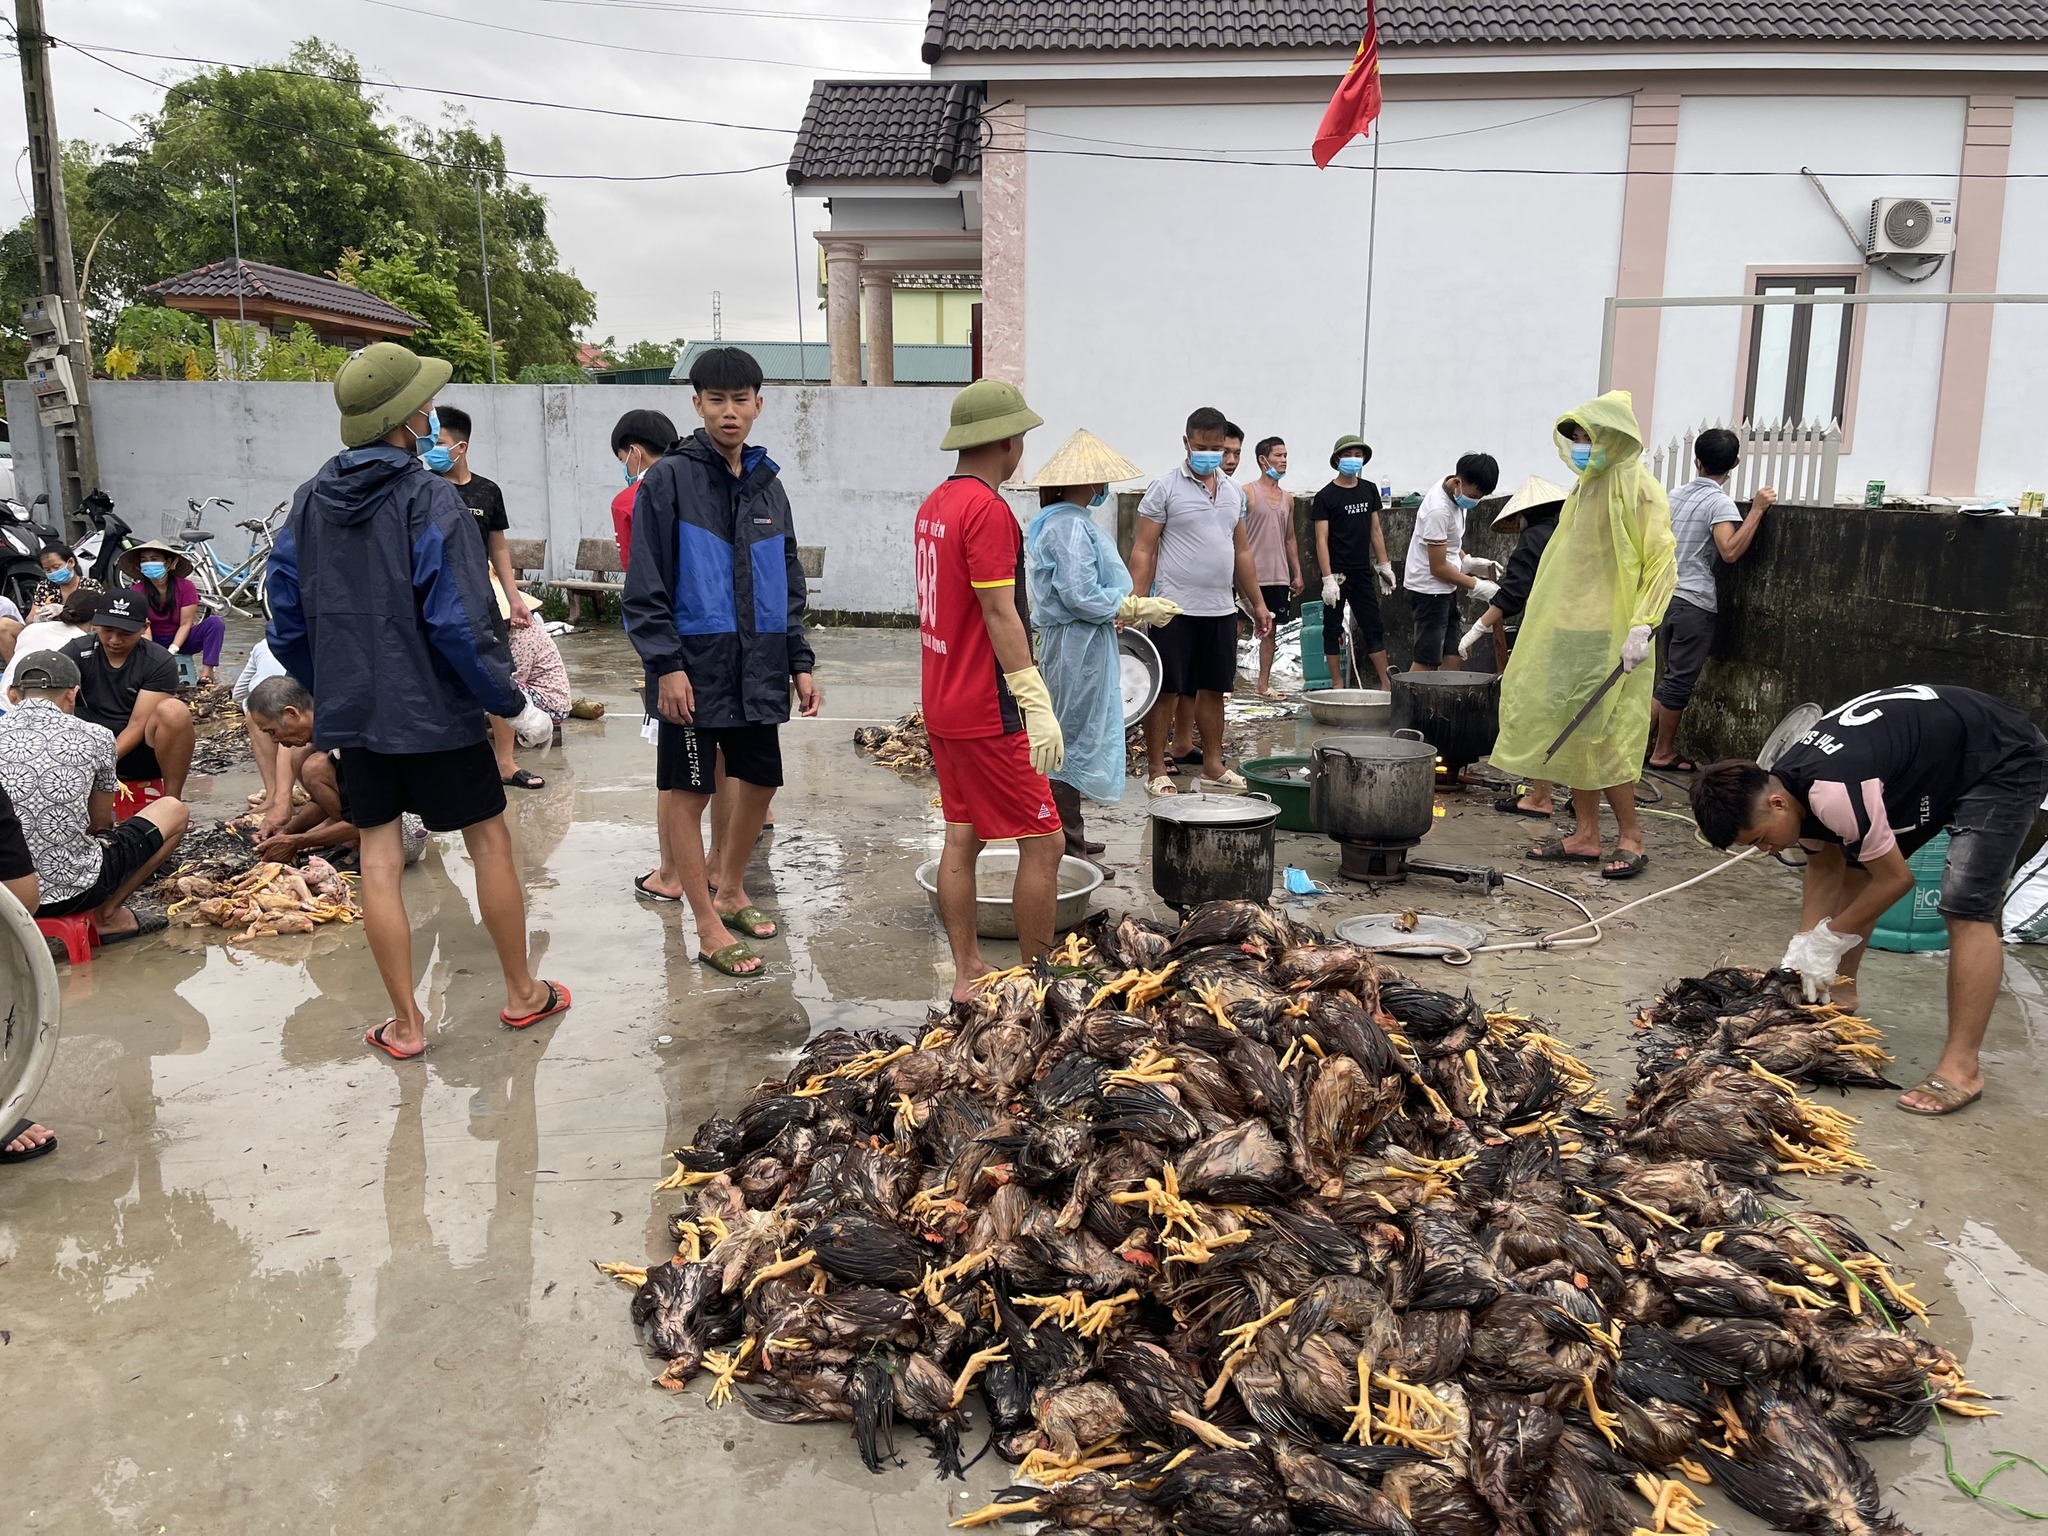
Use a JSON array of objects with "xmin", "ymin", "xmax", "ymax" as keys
[{"xmin": 1490, "ymin": 391, "xmax": 1676, "ymax": 791}]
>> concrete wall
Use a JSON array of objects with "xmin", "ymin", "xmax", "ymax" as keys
[
  {"xmin": 1980, "ymin": 97, "xmax": 2048, "ymax": 495},
  {"xmin": 4, "ymin": 380, "xmax": 958, "ymax": 616}
]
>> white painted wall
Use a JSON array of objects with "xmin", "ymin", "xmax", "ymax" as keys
[
  {"xmin": 1020, "ymin": 96, "xmax": 1632, "ymax": 497},
  {"xmin": 3, "ymin": 380, "xmax": 958, "ymax": 614},
  {"xmin": 1980, "ymin": 96, "xmax": 2048, "ymax": 496},
  {"xmin": 1652, "ymin": 93, "xmax": 1965, "ymax": 494}
]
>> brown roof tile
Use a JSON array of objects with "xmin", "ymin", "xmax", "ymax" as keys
[
  {"xmin": 787, "ymin": 81, "xmax": 986, "ymax": 186},
  {"xmin": 141, "ymin": 259, "xmax": 420, "ymax": 330}
]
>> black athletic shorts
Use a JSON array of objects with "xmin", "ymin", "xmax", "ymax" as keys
[
  {"xmin": 1259, "ymin": 584, "xmax": 1296, "ymax": 627},
  {"xmin": 656, "ymin": 721, "xmax": 784, "ymax": 794},
  {"xmin": 1323, "ymin": 570, "xmax": 1384, "ymax": 659},
  {"xmin": 1151, "ymin": 612, "xmax": 1238, "ymax": 697},
  {"xmin": 334, "ymin": 740, "xmax": 505, "ymax": 833},
  {"xmin": 116, "ymin": 744, "xmax": 163, "ymax": 782},
  {"xmin": 1410, "ymin": 591, "xmax": 1458, "ymax": 667},
  {"xmin": 40, "ymin": 819, "xmax": 164, "ymax": 917},
  {"xmin": 1939, "ymin": 739, "xmax": 2048, "ymax": 924},
  {"xmin": 1653, "ymin": 598, "xmax": 1718, "ymax": 711}
]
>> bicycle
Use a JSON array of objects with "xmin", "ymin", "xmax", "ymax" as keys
[{"xmin": 179, "ymin": 497, "xmax": 285, "ymax": 617}]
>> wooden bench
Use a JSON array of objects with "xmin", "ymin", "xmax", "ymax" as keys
[{"xmin": 548, "ymin": 537, "xmax": 625, "ymax": 624}]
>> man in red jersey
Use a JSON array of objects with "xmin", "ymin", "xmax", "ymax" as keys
[{"xmin": 915, "ymin": 379, "xmax": 1066, "ymax": 1004}]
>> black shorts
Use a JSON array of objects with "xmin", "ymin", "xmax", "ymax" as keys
[
  {"xmin": 1653, "ymin": 598, "xmax": 1718, "ymax": 710},
  {"xmin": 1939, "ymin": 740, "xmax": 2048, "ymax": 924},
  {"xmin": 1150, "ymin": 612, "xmax": 1238, "ymax": 697},
  {"xmin": 335, "ymin": 740, "xmax": 505, "ymax": 833},
  {"xmin": 656, "ymin": 721, "xmax": 784, "ymax": 794},
  {"xmin": 1259, "ymin": 584, "xmax": 1296, "ymax": 626},
  {"xmin": 1409, "ymin": 591, "xmax": 1458, "ymax": 667},
  {"xmin": 116, "ymin": 744, "xmax": 163, "ymax": 782},
  {"xmin": 41, "ymin": 819, "xmax": 164, "ymax": 917},
  {"xmin": 1323, "ymin": 572, "xmax": 1384, "ymax": 659}
]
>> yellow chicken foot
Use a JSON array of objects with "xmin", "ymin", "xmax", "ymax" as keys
[{"xmin": 949, "ymin": 1343, "xmax": 1010, "ymax": 1407}]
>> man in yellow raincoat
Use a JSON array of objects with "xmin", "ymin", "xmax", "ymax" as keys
[{"xmin": 1491, "ymin": 391, "xmax": 1675, "ymax": 879}]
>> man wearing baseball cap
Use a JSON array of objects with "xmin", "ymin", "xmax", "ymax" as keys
[
  {"xmin": 268, "ymin": 341, "xmax": 568, "ymax": 1060},
  {"xmin": 60, "ymin": 589, "xmax": 196, "ymax": 799},
  {"xmin": 916, "ymin": 379, "xmax": 1066, "ymax": 1003}
]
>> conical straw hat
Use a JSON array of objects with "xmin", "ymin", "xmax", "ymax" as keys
[
  {"xmin": 1027, "ymin": 428, "xmax": 1145, "ymax": 488},
  {"xmin": 1493, "ymin": 475, "xmax": 1568, "ymax": 527}
]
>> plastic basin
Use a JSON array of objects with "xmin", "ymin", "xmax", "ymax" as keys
[{"xmin": 1241, "ymin": 755, "xmax": 1316, "ymax": 832}]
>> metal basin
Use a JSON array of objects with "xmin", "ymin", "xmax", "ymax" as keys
[
  {"xmin": 1391, "ymin": 670, "xmax": 1499, "ymax": 772},
  {"xmin": 1304, "ymin": 688, "xmax": 1392, "ymax": 731},
  {"xmin": 1311, "ymin": 729, "xmax": 1439, "ymax": 842},
  {"xmin": 1118, "ymin": 627, "xmax": 1163, "ymax": 726},
  {"xmin": 0, "ymin": 886, "xmax": 62, "ymax": 1147},
  {"xmin": 916, "ymin": 850, "xmax": 1103, "ymax": 939},
  {"xmin": 1149, "ymin": 792, "xmax": 1280, "ymax": 910}
]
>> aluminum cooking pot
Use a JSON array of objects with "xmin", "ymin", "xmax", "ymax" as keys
[
  {"xmin": 1391, "ymin": 669, "xmax": 1499, "ymax": 773},
  {"xmin": 1310, "ymin": 728, "xmax": 1438, "ymax": 842},
  {"xmin": 1149, "ymin": 792, "xmax": 1280, "ymax": 910}
]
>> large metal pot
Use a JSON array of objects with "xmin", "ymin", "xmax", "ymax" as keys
[
  {"xmin": 1311, "ymin": 729, "xmax": 1438, "ymax": 841},
  {"xmin": 1391, "ymin": 670, "xmax": 1500, "ymax": 774},
  {"xmin": 1149, "ymin": 793, "xmax": 1280, "ymax": 910}
]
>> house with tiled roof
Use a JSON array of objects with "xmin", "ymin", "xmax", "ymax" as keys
[
  {"xmin": 142, "ymin": 258, "xmax": 421, "ymax": 352},
  {"xmin": 792, "ymin": 0, "xmax": 2048, "ymax": 496}
]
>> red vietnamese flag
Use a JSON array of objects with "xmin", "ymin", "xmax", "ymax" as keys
[{"xmin": 1312, "ymin": 7, "xmax": 1383, "ymax": 168}]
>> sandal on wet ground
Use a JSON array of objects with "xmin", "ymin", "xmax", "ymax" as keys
[
  {"xmin": 719, "ymin": 905, "xmax": 778, "ymax": 940},
  {"xmin": 100, "ymin": 903, "xmax": 169, "ymax": 944},
  {"xmin": 1646, "ymin": 755, "xmax": 1699, "ymax": 773},
  {"xmin": 633, "ymin": 873, "xmax": 681, "ymax": 902},
  {"xmin": 1527, "ymin": 838, "xmax": 1603, "ymax": 864},
  {"xmin": 1147, "ymin": 776, "xmax": 1179, "ymax": 797},
  {"xmin": 1601, "ymin": 850, "xmax": 1650, "ymax": 880},
  {"xmin": 501, "ymin": 979, "xmax": 572, "ymax": 1029},
  {"xmin": 1199, "ymin": 769, "xmax": 1248, "ymax": 792},
  {"xmin": 0, "ymin": 1118, "xmax": 56, "ymax": 1162},
  {"xmin": 1898, "ymin": 1073, "xmax": 1981, "ymax": 1116},
  {"xmin": 700, "ymin": 942, "xmax": 763, "ymax": 977},
  {"xmin": 365, "ymin": 1021, "xmax": 425, "ymax": 1061},
  {"xmin": 502, "ymin": 768, "xmax": 545, "ymax": 789},
  {"xmin": 1494, "ymin": 795, "xmax": 1555, "ymax": 820}
]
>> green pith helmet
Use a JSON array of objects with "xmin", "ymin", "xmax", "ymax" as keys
[
  {"xmin": 1329, "ymin": 433, "xmax": 1373, "ymax": 469},
  {"xmin": 334, "ymin": 342, "xmax": 453, "ymax": 448},
  {"xmin": 940, "ymin": 378, "xmax": 1044, "ymax": 452}
]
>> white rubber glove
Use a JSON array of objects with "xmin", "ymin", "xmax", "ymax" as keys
[
  {"xmin": 1004, "ymin": 666, "xmax": 1065, "ymax": 776},
  {"xmin": 1461, "ymin": 555, "xmax": 1501, "ymax": 580},
  {"xmin": 1780, "ymin": 919, "xmax": 1864, "ymax": 1004},
  {"xmin": 1375, "ymin": 562, "xmax": 1396, "ymax": 596},
  {"xmin": 1457, "ymin": 617, "xmax": 1493, "ymax": 659},
  {"xmin": 1619, "ymin": 623, "xmax": 1654, "ymax": 673},
  {"xmin": 1118, "ymin": 595, "xmax": 1181, "ymax": 626},
  {"xmin": 1469, "ymin": 579, "xmax": 1500, "ymax": 605},
  {"xmin": 1320, "ymin": 573, "xmax": 1343, "ymax": 608}
]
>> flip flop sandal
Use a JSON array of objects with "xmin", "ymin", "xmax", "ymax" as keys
[
  {"xmin": 1898, "ymin": 1073, "xmax": 1982, "ymax": 1116},
  {"xmin": 365, "ymin": 1021, "xmax": 425, "ymax": 1061},
  {"xmin": 633, "ymin": 873, "xmax": 681, "ymax": 903},
  {"xmin": 100, "ymin": 905, "xmax": 169, "ymax": 944},
  {"xmin": 501, "ymin": 979, "xmax": 572, "ymax": 1030},
  {"xmin": 1527, "ymin": 838, "xmax": 1603, "ymax": 864},
  {"xmin": 720, "ymin": 905, "xmax": 778, "ymax": 940},
  {"xmin": 700, "ymin": 941, "xmax": 763, "ymax": 978},
  {"xmin": 1201, "ymin": 769, "xmax": 1249, "ymax": 791},
  {"xmin": 502, "ymin": 768, "xmax": 545, "ymax": 789},
  {"xmin": 1494, "ymin": 795, "xmax": 1556, "ymax": 820},
  {"xmin": 0, "ymin": 1118, "xmax": 56, "ymax": 1162},
  {"xmin": 1601, "ymin": 851, "xmax": 1650, "ymax": 880},
  {"xmin": 1646, "ymin": 756, "xmax": 1699, "ymax": 773},
  {"xmin": 1147, "ymin": 776, "xmax": 1180, "ymax": 797}
]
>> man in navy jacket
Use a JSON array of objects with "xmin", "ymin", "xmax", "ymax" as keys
[
  {"xmin": 624, "ymin": 346, "xmax": 821, "ymax": 977},
  {"xmin": 268, "ymin": 343, "xmax": 569, "ymax": 1059}
]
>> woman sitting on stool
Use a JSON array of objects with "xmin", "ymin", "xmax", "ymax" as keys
[{"xmin": 120, "ymin": 540, "xmax": 224, "ymax": 685}]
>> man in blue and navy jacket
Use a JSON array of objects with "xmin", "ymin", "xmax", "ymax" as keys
[
  {"xmin": 624, "ymin": 345, "xmax": 821, "ymax": 977},
  {"xmin": 268, "ymin": 342, "xmax": 569, "ymax": 1059}
]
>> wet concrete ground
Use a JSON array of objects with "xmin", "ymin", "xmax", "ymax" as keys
[{"xmin": 4, "ymin": 626, "xmax": 2046, "ymax": 1533}]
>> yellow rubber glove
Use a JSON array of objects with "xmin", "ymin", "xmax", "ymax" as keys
[
  {"xmin": 1003, "ymin": 666, "xmax": 1065, "ymax": 776},
  {"xmin": 1117, "ymin": 595, "xmax": 1181, "ymax": 626}
]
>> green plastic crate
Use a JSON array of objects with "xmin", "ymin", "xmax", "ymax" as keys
[
  {"xmin": 1869, "ymin": 832, "xmax": 1951, "ymax": 953},
  {"xmin": 1300, "ymin": 600, "xmax": 1333, "ymax": 690}
]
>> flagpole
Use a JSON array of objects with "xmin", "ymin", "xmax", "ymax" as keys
[{"xmin": 1358, "ymin": 122, "xmax": 1380, "ymax": 437}]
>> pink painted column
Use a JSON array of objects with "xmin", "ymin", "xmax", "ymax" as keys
[
  {"xmin": 1929, "ymin": 96, "xmax": 2014, "ymax": 497},
  {"xmin": 978, "ymin": 99, "xmax": 1026, "ymax": 385},
  {"xmin": 1610, "ymin": 93, "xmax": 1679, "ymax": 437}
]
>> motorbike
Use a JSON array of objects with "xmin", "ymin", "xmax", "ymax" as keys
[
  {"xmin": 72, "ymin": 489, "xmax": 140, "ymax": 596},
  {"xmin": 0, "ymin": 491, "xmax": 68, "ymax": 615}
]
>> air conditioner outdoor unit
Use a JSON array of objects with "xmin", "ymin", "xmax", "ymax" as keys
[{"xmin": 1867, "ymin": 196, "xmax": 1956, "ymax": 258}]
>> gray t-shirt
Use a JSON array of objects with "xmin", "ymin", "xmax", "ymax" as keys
[
  {"xmin": 1138, "ymin": 464, "xmax": 1245, "ymax": 617},
  {"xmin": 1668, "ymin": 475, "xmax": 1743, "ymax": 613}
]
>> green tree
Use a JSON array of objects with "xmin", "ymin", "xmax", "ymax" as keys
[
  {"xmin": 110, "ymin": 303, "xmax": 214, "ymax": 380},
  {"xmin": 607, "ymin": 337, "xmax": 687, "ymax": 371},
  {"xmin": 336, "ymin": 238, "xmax": 500, "ymax": 383},
  {"xmin": 516, "ymin": 363, "xmax": 586, "ymax": 384}
]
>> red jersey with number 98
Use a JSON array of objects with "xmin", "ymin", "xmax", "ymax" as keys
[{"xmin": 915, "ymin": 475, "xmax": 1027, "ymax": 739}]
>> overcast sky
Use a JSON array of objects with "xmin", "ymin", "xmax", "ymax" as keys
[{"xmin": 0, "ymin": 0, "xmax": 935, "ymax": 347}]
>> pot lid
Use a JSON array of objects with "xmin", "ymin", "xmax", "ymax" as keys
[
  {"xmin": 1394, "ymin": 670, "xmax": 1498, "ymax": 689},
  {"xmin": 1149, "ymin": 792, "xmax": 1281, "ymax": 827},
  {"xmin": 1315, "ymin": 733, "xmax": 1437, "ymax": 761}
]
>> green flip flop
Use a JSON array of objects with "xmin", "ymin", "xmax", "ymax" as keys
[
  {"xmin": 700, "ymin": 941, "xmax": 763, "ymax": 977},
  {"xmin": 720, "ymin": 905, "xmax": 778, "ymax": 940}
]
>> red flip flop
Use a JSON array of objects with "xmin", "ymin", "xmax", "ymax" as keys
[
  {"xmin": 501, "ymin": 979, "xmax": 571, "ymax": 1030},
  {"xmin": 365, "ymin": 1020, "xmax": 425, "ymax": 1060}
]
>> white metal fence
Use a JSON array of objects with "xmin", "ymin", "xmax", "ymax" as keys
[{"xmin": 1647, "ymin": 420, "xmax": 1842, "ymax": 506}]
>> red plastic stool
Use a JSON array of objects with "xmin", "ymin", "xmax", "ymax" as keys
[
  {"xmin": 115, "ymin": 779, "xmax": 165, "ymax": 822},
  {"xmin": 35, "ymin": 912, "xmax": 100, "ymax": 964}
]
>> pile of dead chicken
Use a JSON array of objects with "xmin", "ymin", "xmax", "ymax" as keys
[
  {"xmin": 600, "ymin": 904, "xmax": 1990, "ymax": 1536},
  {"xmin": 162, "ymin": 855, "xmax": 359, "ymax": 940},
  {"xmin": 853, "ymin": 710, "xmax": 933, "ymax": 775}
]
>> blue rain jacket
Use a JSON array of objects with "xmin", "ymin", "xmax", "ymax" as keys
[
  {"xmin": 267, "ymin": 443, "xmax": 521, "ymax": 753},
  {"xmin": 1026, "ymin": 502, "xmax": 1133, "ymax": 803},
  {"xmin": 623, "ymin": 430, "xmax": 814, "ymax": 728}
]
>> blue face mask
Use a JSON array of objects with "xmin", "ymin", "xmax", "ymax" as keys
[
  {"xmin": 1264, "ymin": 465, "xmax": 1283, "ymax": 481},
  {"xmin": 139, "ymin": 561, "xmax": 168, "ymax": 582},
  {"xmin": 1088, "ymin": 490, "xmax": 1108, "ymax": 509},
  {"xmin": 45, "ymin": 565, "xmax": 71, "ymax": 585},
  {"xmin": 414, "ymin": 408, "xmax": 440, "ymax": 458},
  {"xmin": 1188, "ymin": 450, "xmax": 1225, "ymax": 477},
  {"xmin": 422, "ymin": 443, "xmax": 455, "ymax": 474},
  {"xmin": 1454, "ymin": 492, "xmax": 1478, "ymax": 510},
  {"xmin": 1336, "ymin": 456, "xmax": 1365, "ymax": 478},
  {"xmin": 623, "ymin": 461, "xmax": 641, "ymax": 485},
  {"xmin": 1570, "ymin": 444, "xmax": 1593, "ymax": 472}
]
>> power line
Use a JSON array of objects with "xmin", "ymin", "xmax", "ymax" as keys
[{"xmin": 527, "ymin": 0, "xmax": 916, "ymax": 22}]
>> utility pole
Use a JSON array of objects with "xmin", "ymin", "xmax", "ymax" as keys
[
  {"xmin": 15, "ymin": 0, "xmax": 100, "ymax": 523},
  {"xmin": 712, "ymin": 290, "xmax": 723, "ymax": 343}
]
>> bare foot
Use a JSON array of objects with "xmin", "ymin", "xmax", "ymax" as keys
[
  {"xmin": 1518, "ymin": 795, "xmax": 1554, "ymax": 816},
  {"xmin": 5, "ymin": 1121, "xmax": 53, "ymax": 1154},
  {"xmin": 950, "ymin": 960, "xmax": 990, "ymax": 1006},
  {"xmin": 370, "ymin": 1015, "xmax": 428, "ymax": 1057},
  {"xmin": 1830, "ymin": 983, "xmax": 1861, "ymax": 1015},
  {"xmin": 97, "ymin": 905, "xmax": 140, "ymax": 938},
  {"xmin": 696, "ymin": 920, "xmax": 761, "ymax": 974},
  {"xmin": 637, "ymin": 870, "xmax": 684, "ymax": 900},
  {"xmin": 1557, "ymin": 836, "xmax": 1602, "ymax": 859}
]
